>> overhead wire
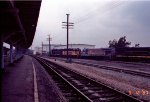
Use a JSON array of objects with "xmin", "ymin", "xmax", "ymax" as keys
[
  {"xmin": 74, "ymin": 1, "xmax": 121, "ymax": 22},
  {"xmin": 75, "ymin": 2, "xmax": 124, "ymax": 24},
  {"xmin": 70, "ymin": 0, "xmax": 128, "ymax": 41},
  {"xmin": 74, "ymin": 1, "xmax": 127, "ymax": 24}
]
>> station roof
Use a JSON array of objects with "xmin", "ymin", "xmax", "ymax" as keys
[{"xmin": 0, "ymin": 1, "xmax": 41, "ymax": 48}]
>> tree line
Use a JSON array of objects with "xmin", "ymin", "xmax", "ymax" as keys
[{"xmin": 108, "ymin": 36, "xmax": 140, "ymax": 48}]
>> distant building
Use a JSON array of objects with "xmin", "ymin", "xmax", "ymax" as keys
[
  {"xmin": 34, "ymin": 44, "xmax": 95, "ymax": 54},
  {"xmin": 34, "ymin": 47, "xmax": 42, "ymax": 55}
]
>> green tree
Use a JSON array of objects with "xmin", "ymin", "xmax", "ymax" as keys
[{"xmin": 109, "ymin": 36, "xmax": 131, "ymax": 48}]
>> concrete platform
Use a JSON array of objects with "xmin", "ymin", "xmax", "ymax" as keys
[{"xmin": 1, "ymin": 55, "xmax": 66, "ymax": 102}]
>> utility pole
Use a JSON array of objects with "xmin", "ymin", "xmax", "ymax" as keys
[
  {"xmin": 42, "ymin": 42, "xmax": 43, "ymax": 55},
  {"xmin": 62, "ymin": 14, "xmax": 74, "ymax": 62},
  {"xmin": 0, "ymin": 34, "xmax": 4, "ymax": 69},
  {"xmin": 10, "ymin": 42, "xmax": 13, "ymax": 64},
  {"xmin": 47, "ymin": 35, "xmax": 52, "ymax": 56}
]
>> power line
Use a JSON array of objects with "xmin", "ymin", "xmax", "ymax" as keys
[
  {"xmin": 74, "ymin": 1, "xmax": 121, "ymax": 22},
  {"xmin": 74, "ymin": 1, "xmax": 127, "ymax": 24},
  {"xmin": 75, "ymin": 2, "xmax": 124, "ymax": 24}
]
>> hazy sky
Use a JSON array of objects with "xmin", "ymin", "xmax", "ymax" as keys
[{"xmin": 32, "ymin": 0, "xmax": 150, "ymax": 48}]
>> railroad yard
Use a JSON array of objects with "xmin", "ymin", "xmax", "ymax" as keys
[
  {"xmin": 1, "ymin": 55, "xmax": 150, "ymax": 102},
  {"xmin": 35, "ymin": 56, "xmax": 150, "ymax": 101}
]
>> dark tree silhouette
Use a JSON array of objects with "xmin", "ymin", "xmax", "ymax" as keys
[
  {"xmin": 135, "ymin": 43, "xmax": 140, "ymax": 47},
  {"xmin": 109, "ymin": 39, "xmax": 117, "ymax": 48},
  {"xmin": 109, "ymin": 36, "xmax": 131, "ymax": 48}
]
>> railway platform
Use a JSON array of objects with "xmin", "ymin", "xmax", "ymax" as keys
[{"xmin": 1, "ymin": 55, "xmax": 65, "ymax": 102}]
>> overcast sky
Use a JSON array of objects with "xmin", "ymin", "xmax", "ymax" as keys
[{"xmin": 32, "ymin": 0, "xmax": 150, "ymax": 48}]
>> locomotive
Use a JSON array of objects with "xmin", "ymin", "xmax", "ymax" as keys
[{"xmin": 51, "ymin": 48, "xmax": 81, "ymax": 57}]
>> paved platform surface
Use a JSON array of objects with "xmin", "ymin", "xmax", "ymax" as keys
[
  {"xmin": 1, "ymin": 55, "xmax": 65, "ymax": 102},
  {"xmin": 2, "ymin": 55, "xmax": 34, "ymax": 102}
]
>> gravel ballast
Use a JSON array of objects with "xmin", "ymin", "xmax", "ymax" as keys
[{"xmin": 46, "ymin": 58, "xmax": 150, "ymax": 101}]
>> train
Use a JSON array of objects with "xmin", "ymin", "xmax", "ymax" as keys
[
  {"xmin": 51, "ymin": 48, "xmax": 81, "ymax": 58},
  {"xmin": 115, "ymin": 47, "xmax": 150, "ymax": 56},
  {"xmin": 51, "ymin": 48, "xmax": 115, "ymax": 60},
  {"xmin": 51, "ymin": 48, "xmax": 114, "ymax": 57},
  {"xmin": 114, "ymin": 47, "xmax": 150, "ymax": 62},
  {"xmin": 51, "ymin": 47, "xmax": 150, "ymax": 62},
  {"xmin": 82, "ymin": 48, "xmax": 115, "ymax": 56}
]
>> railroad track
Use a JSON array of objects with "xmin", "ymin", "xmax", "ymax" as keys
[
  {"xmin": 73, "ymin": 61, "xmax": 150, "ymax": 78},
  {"xmin": 49, "ymin": 57, "xmax": 150, "ymax": 78},
  {"xmin": 34, "ymin": 56, "xmax": 143, "ymax": 102}
]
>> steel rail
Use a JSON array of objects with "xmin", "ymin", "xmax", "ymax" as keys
[
  {"xmin": 34, "ymin": 56, "xmax": 92, "ymax": 102},
  {"xmin": 41, "ymin": 56, "xmax": 144, "ymax": 102},
  {"xmin": 73, "ymin": 61, "xmax": 150, "ymax": 77},
  {"xmin": 48, "ymin": 57, "xmax": 150, "ymax": 78},
  {"xmin": 47, "ymin": 59, "xmax": 150, "ymax": 77}
]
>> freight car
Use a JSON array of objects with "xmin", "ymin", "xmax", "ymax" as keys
[
  {"xmin": 115, "ymin": 47, "xmax": 150, "ymax": 56},
  {"xmin": 115, "ymin": 47, "xmax": 150, "ymax": 62}
]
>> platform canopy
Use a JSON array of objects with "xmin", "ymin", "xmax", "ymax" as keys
[{"xmin": 0, "ymin": 1, "xmax": 42, "ymax": 48}]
